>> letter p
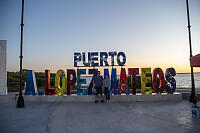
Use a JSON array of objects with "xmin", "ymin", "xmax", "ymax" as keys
[{"xmin": 74, "ymin": 53, "xmax": 81, "ymax": 67}]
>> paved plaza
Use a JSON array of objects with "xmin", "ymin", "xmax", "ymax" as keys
[{"xmin": 0, "ymin": 95, "xmax": 200, "ymax": 133}]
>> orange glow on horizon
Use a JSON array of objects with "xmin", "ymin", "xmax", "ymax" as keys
[{"xmin": 27, "ymin": 64, "xmax": 200, "ymax": 74}]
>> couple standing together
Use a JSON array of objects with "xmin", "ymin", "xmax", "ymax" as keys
[{"xmin": 93, "ymin": 71, "xmax": 111, "ymax": 103}]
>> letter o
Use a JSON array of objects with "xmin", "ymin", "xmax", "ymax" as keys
[
  {"xmin": 117, "ymin": 52, "xmax": 126, "ymax": 66},
  {"xmin": 55, "ymin": 69, "xmax": 66, "ymax": 95}
]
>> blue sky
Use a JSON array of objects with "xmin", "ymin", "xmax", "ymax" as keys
[{"xmin": 0, "ymin": 0, "xmax": 200, "ymax": 73}]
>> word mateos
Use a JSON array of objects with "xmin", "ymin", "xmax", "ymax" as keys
[
  {"xmin": 24, "ymin": 67, "xmax": 176, "ymax": 96},
  {"xmin": 74, "ymin": 52, "xmax": 126, "ymax": 67}
]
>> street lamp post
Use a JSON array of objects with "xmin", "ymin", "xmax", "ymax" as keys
[
  {"xmin": 186, "ymin": 0, "xmax": 197, "ymax": 107},
  {"xmin": 16, "ymin": 0, "xmax": 25, "ymax": 108}
]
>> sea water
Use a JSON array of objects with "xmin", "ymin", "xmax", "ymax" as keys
[{"xmin": 176, "ymin": 73, "xmax": 200, "ymax": 88}]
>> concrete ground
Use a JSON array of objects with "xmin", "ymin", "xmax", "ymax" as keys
[
  {"xmin": 0, "ymin": 101, "xmax": 57, "ymax": 133},
  {"xmin": 0, "ymin": 98, "xmax": 200, "ymax": 133}
]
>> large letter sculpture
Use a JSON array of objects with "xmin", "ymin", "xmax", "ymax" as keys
[
  {"xmin": 109, "ymin": 52, "xmax": 117, "ymax": 66},
  {"xmin": 91, "ymin": 52, "xmax": 99, "ymax": 66},
  {"xmin": 77, "ymin": 69, "xmax": 87, "ymax": 95},
  {"xmin": 45, "ymin": 70, "xmax": 55, "ymax": 95},
  {"xmin": 88, "ymin": 69, "xmax": 98, "ymax": 95},
  {"xmin": 67, "ymin": 69, "xmax": 77, "ymax": 95},
  {"xmin": 118, "ymin": 68, "xmax": 129, "ymax": 95},
  {"xmin": 117, "ymin": 52, "xmax": 126, "ymax": 66},
  {"xmin": 74, "ymin": 53, "xmax": 81, "ymax": 67},
  {"xmin": 104, "ymin": 69, "xmax": 110, "ymax": 79},
  {"xmin": 25, "ymin": 70, "xmax": 38, "ymax": 95},
  {"xmin": 152, "ymin": 68, "xmax": 165, "ymax": 94},
  {"xmin": 100, "ymin": 52, "xmax": 109, "ymax": 66},
  {"xmin": 55, "ymin": 69, "xmax": 66, "ymax": 95},
  {"xmin": 165, "ymin": 68, "xmax": 176, "ymax": 93},
  {"xmin": 111, "ymin": 68, "xmax": 117, "ymax": 95},
  {"xmin": 141, "ymin": 68, "xmax": 152, "ymax": 94},
  {"xmin": 82, "ymin": 52, "xmax": 91, "ymax": 66},
  {"xmin": 128, "ymin": 68, "xmax": 139, "ymax": 94}
]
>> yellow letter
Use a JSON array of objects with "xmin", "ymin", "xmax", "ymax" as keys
[
  {"xmin": 141, "ymin": 68, "xmax": 152, "ymax": 94},
  {"xmin": 55, "ymin": 69, "xmax": 66, "ymax": 95}
]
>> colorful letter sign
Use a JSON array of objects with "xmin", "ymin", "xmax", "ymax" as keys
[
  {"xmin": 152, "ymin": 68, "xmax": 165, "ymax": 94},
  {"xmin": 109, "ymin": 52, "xmax": 117, "ymax": 66},
  {"xmin": 23, "ymin": 51, "xmax": 179, "ymax": 97},
  {"xmin": 82, "ymin": 52, "xmax": 91, "ymax": 66},
  {"xmin": 45, "ymin": 70, "xmax": 55, "ymax": 95},
  {"xmin": 91, "ymin": 52, "xmax": 99, "ymax": 66},
  {"xmin": 74, "ymin": 53, "xmax": 81, "ymax": 67},
  {"xmin": 111, "ymin": 68, "xmax": 117, "ymax": 95},
  {"xmin": 165, "ymin": 68, "xmax": 176, "ymax": 93},
  {"xmin": 141, "ymin": 68, "xmax": 152, "ymax": 94},
  {"xmin": 67, "ymin": 69, "xmax": 77, "ymax": 95},
  {"xmin": 88, "ymin": 69, "xmax": 98, "ymax": 95},
  {"xmin": 117, "ymin": 52, "xmax": 126, "ymax": 66},
  {"xmin": 77, "ymin": 69, "xmax": 86, "ymax": 95},
  {"xmin": 100, "ymin": 52, "xmax": 109, "ymax": 66},
  {"xmin": 55, "ymin": 69, "xmax": 66, "ymax": 95},
  {"xmin": 128, "ymin": 68, "xmax": 139, "ymax": 94},
  {"xmin": 118, "ymin": 68, "xmax": 129, "ymax": 95},
  {"xmin": 25, "ymin": 70, "xmax": 38, "ymax": 95}
]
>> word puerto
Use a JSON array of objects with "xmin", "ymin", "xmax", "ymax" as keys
[{"xmin": 74, "ymin": 51, "xmax": 126, "ymax": 67}]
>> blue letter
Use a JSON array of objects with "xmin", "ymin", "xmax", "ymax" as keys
[
  {"xmin": 165, "ymin": 68, "xmax": 176, "ymax": 93},
  {"xmin": 74, "ymin": 53, "xmax": 82, "ymax": 67},
  {"xmin": 100, "ymin": 52, "xmax": 109, "ymax": 66},
  {"xmin": 77, "ymin": 69, "xmax": 86, "ymax": 95},
  {"xmin": 109, "ymin": 52, "xmax": 117, "ymax": 66},
  {"xmin": 83, "ymin": 52, "xmax": 91, "ymax": 66},
  {"xmin": 104, "ymin": 69, "xmax": 110, "ymax": 79},
  {"xmin": 111, "ymin": 68, "xmax": 117, "ymax": 95},
  {"xmin": 25, "ymin": 70, "xmax": 38, "ymax": 95},
  {"xmin": 87, "ymin": 69, "xmax": 98, "ymax": 95},
  {"xmin": 91, "ymin": 52, "xmax": 99, "ymax": 66},
  {"xmin": 117, "ymin": 52, "xmax": 126, "ymax": 66}
]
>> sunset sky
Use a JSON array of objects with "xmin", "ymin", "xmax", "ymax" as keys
[{"xmin": 1, "ymin": 0, "xmax": 200, "ymax": 73}]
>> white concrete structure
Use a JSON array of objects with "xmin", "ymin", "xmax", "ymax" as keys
[
  {"xmin": 0, "ymin": 40, "xmax": 7, "ymax": 95},
  {"xmin": 22, "ymin": 93, "xmax": 182, "ymax": 102}
]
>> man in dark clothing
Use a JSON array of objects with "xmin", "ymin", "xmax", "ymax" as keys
[{"xmin": 93, "ymin": 71, "xmax": 104, "ymax": 103}]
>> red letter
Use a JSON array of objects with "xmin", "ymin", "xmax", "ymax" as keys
[
  {"xmin": 45, "ymin": 70, "xmax": 55, "ymax": 95},
  {"xmin": 128, "ymin": 68, "xmax": 139, "ymax": 94},
  {"xmin": 118, "ymin": 68, "xmax": 129, "ymax": 95},
  {"xmin": 152, "ymin": 68, "xmax": 165, "ymax": 94}
]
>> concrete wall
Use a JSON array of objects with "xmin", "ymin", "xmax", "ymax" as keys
[
  {"xmin": 22, "ymin": 93, "xmax": 182, "ymax": 102},
  {"xmin": 0, "ymin": 40, "xmax": 7, "ymax": 95}
]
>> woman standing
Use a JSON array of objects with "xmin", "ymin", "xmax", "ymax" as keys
[{"xmin": 103, "ymin": 75, "xmax": 111, "ymax": 103}]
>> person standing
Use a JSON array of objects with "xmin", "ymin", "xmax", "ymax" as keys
[
  {"xmin": 93, "ymin": 71, "xmax": 104, "ymax": 103},
  {"xmin": 103, "ymin": 74, "xmax": 111, "ymax": 103}
]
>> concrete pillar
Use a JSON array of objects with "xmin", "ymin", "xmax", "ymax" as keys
[{"xmin": 0, "ymin": 40, "xmax": 7, "ymax": 95}]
